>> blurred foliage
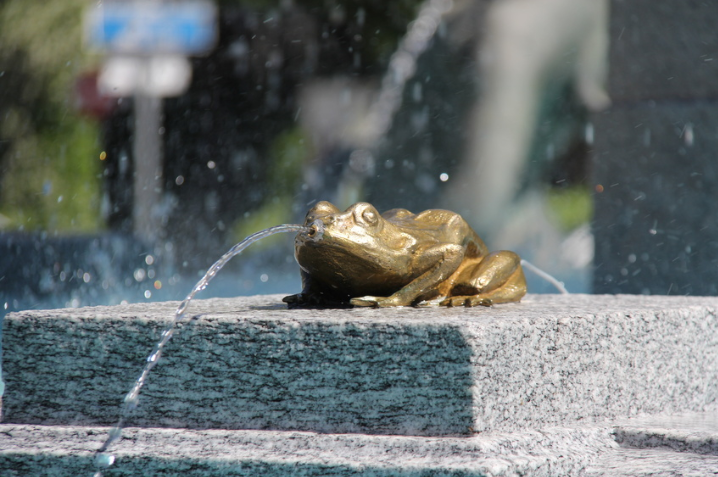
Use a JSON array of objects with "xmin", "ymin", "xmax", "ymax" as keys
[
  {"xmin": 546, "ymin": 186, "xmax": 592, "ymax": 232},
  {"xmin": 0, "ymin": 0, "xmax": 102, "ymax": 233}
]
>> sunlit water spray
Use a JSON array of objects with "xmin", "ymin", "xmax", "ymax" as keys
[
  {"xmin": 362, "ymin": 0, "xmax": 454, "ymax": 143},
  {"xmin": 93, "ymin": 223, "xmax": 317, "ymax": 476}
]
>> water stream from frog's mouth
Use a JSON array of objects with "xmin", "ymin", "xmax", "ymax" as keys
[{"xmin": 92, "ymin": 223, "xmax": 315, "ymax": 476}]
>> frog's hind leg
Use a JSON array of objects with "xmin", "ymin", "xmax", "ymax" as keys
[
  {"xmin": 443, "ymin": 278, "xmax": 526, "ymax": 307},
  {"xmin": 441, "ymin": 251, "xmax": 527, "ymax": 306}
]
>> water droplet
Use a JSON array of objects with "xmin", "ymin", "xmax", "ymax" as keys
[
  {"xmin": 585, "ymin": 123, "xmax": 594, "ymax": 145},
  {"xmin": 134, "ymin": 268, "xmax": 146, "ymax": 282},
  {"xmin": 145, "ymin": 255, "xmax": 155, "ymax": 265},
  {"xmin": 154, "ymin": 280, "xmax": 162, "ymax": 290},
  {"xmin": 649, "ymin": 220, "xmax": 658, "ymax": 235},
  {"xmin": 94, "ymin": 452, "xmax": 115, "ymax": 468},
  {"xmin": 144, "ymin": 290, "xmax": 152, "ymax": 299},
  {"xmin": 683, "ymin": 123, "xmax": 694, "ymax": 147},
  {"xmin": 439, "ymin": 173, "xmax": 449, "ymax": 182},
  {"xmin": 83, "ymin": 272, "xmax": 91, "ymax": 283},
  {"xmin": 124, "ymin": 391, "xmax": 139, "ymax": 404},
  {"xmin": 207, "ymin": 160, "xmax": 216, "ymax": 169},
  {"xmin": 175, "ymin": 175, "xmax": 185, "ymax": 186},
  {"xmin": 148, "ymin": 350, "xmax": 162, "ymax": 363},
  {"xmin": 260, "ymin": 273, "xmax": 269, "ymax": 283}
]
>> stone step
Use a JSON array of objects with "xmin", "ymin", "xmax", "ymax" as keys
[
  {"xmin": 613, "ymin": 412, "xmax": 718, "ymax": 455},
  {"xmin": 2, "ymin": 413, "xmax": 717, "ymax": 476},
  {"xmin": 0, "ymin": 423, "xmax": 618, "ymax": 476},
  {"xmin": 585, "ymin": 412, "xmax": 718, "ymax": 476},
  {"xmin": 586, "ymin": 448, "xmax": 718, "ymax": 477},
  {"xmin": 2, "ymin": 294, "xmax": 718, "ymax": 435}
]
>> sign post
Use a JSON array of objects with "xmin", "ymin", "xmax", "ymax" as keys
[{"xmin": 85, "ymin": 1, "xmax": 217, "ymax": 244}]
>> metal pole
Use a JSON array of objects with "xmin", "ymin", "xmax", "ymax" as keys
[{"xmin": 133, "ymin": 89, "xmax": 163, "ymax": 244}]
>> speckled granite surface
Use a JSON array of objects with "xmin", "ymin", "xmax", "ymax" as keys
[
  {"xmin": 0, "ymin": 424, "xmax": 617, "ymax": 476},
  {"xmin": 1, "ymin": 412, "xmax": 717, "ymax": 476},
  {"xmin": 2, "ymin": 294, "xmax": 717, "ymax": 435},
  {"xmin": 2, "ymin": 294, "xmax": 718, "ymax": 475}
]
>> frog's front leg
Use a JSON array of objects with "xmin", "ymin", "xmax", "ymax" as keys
[
  {"xmin": 283, "ymin": 271, "xmax": 352, "ymax": 308},
  {"xmin": 441, "ymin": 251, "xmax": 526, "ymax": 307},
  {"xmin": 350, "ymin": 244, "xmax": 465, "ymax": 307}
]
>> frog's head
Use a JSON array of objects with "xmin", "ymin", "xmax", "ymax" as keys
[
  {"xmin": 294, "ymin": 201, "xmax": 409, "ymax": 295},
  {"xmin": 297, "ymin": 201, "xmax": 392, "ymax": 253}
]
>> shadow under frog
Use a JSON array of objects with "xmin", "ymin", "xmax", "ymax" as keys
[{"xmin": 284, "ymin": 201, "xmax": 526, "ymax": 308}]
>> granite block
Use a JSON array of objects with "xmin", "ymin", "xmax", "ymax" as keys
[{"xmin": 3, "ymin": 294, "xmax": 718, "ymax": 436}]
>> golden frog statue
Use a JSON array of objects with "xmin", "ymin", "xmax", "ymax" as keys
[{"xmin": 283, "ymin": 201, "xmax": 526, "ymax": 308}]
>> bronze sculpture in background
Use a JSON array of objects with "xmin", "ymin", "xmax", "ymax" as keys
[{"xmin": 284, "ymin": 201, "xmax": 526, "ymax": 308}]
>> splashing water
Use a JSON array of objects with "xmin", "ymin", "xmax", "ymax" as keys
[
  {"xmin": 93, "ymin": 223, "xmax": 313, "ymax": 476},
  {"xmin": 362, "ymin": 0, "xmax": 454, "ymax": 143}
]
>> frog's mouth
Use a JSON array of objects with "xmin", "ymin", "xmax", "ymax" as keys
[{"xmin": 302, "ymin": 219, "xmax": 325, "ymax": 242}]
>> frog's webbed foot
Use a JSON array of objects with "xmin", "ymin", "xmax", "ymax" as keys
[
  {"xmin": 350, "ymin": 295, "xmax": 410, "ymax": 307},
  {"xmin": 283, "ymin": 293, "xmax": 351, "ymax": 309},
  {"xmin": 440, "ymin": 296, "xmax": 493, "ymax": 307},
  {"xmin": 283, "ymin": 293, "xmax": 311, "ymax": 308}
]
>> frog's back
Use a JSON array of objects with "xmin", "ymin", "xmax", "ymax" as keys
[{"xmin": 383, "ymin": 208, "xmax": 486, "ymax": 254}]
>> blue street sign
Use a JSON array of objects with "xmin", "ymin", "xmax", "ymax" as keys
[{"xmin": 86, "ymin": 1, "xmax": 218, "ymax": 55}]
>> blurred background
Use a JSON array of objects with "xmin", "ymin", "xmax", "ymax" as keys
[{"xmin": 1, "ymin": 0, "xmax": 717, "ymax": 323}]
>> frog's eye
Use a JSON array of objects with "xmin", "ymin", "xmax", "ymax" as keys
[{"xmin": 362, "ymin": 209, "xmax": 378, "ymax": 225}]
